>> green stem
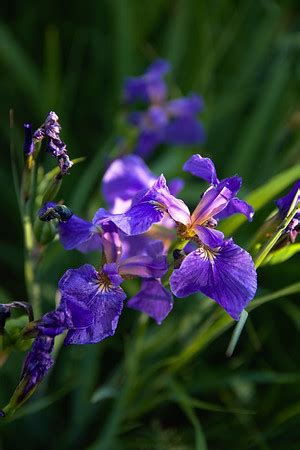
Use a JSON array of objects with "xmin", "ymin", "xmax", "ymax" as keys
[
  {"xmin": 23, "ymin": 211, "xmax": 41, "ymax": 318},
  {"xmin": 22, "ymin": 153, "xmax": 42, "ymax": 319}
]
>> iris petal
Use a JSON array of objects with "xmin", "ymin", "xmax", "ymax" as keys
[{"xmin": 170, "ymin": 239, "xmax": 257, "ymax": 320}]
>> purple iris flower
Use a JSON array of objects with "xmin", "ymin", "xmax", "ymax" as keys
[
  {"xmin": 58, "ymin": 155, "xmax": 183, "ymax": 255},
  {"xmin": 58, "ymin": 244, "xmax": 172, "ymax": 344},
  {"xmin": 33, "ymin": 111, "xmax": 73, "ymax": 175},
  {"xmin": 124, "ymin": 59, "xmax": 205, "ymax": 158},
  {"xmin": 107, "ymin": 154, "xmax": 257, "ymax": 320},
  {"xmin": 276, "ymin": 180, "xmax": 300, "ymax": 242}
]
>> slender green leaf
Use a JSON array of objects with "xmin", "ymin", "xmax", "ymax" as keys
[{"xmin": 220, "ymin": 164, "xmax": 300, "ymax": 235}]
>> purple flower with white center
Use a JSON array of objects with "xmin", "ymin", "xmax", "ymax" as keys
[
  {"xmin": 124, "ymin": 60, "xmax": 205, "ymax": 157},
  {"xmin": 108, "ymin": 154, "xmax": 257, "ymax": 319},
  {"xmin": 276, "ymin": 180, "xmax": 300, "ymax": 242},
  {"xmin": 33, "ymin": 111, "xmax": 73, "ymax": 175},
  {"xmin": 23, "ymin": 123, "xmax": 34, "ymax": 156}
]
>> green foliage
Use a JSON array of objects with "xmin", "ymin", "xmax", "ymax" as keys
[
  {"xmin": 263, "ymin": 243, "xmax": 300, "ymax": 266},
  {"xmin": 1, "ymin": 1, "xmax": 300, "ymax": 449}
]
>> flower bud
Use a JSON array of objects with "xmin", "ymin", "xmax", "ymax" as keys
[
  {"xmin": 33, "ymin": 217, "xmax": 57, "ymax": 245},
  {"xmin": 42, "ymin": 176, "xmax": 62, "ymax": 203}
]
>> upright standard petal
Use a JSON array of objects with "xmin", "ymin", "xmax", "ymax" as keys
[
  {"xmin": 170, "ymin": 239, "xmax": 257, "ymax": 320},
  {"xmin": 191, "ymin": 176, "xmax": 241, "ymax": 226},
  {"xmin": 215, "ymin": 198, "xmax": 254, "ymax": 222},
  {"xmin": 183, "ymin": 154, "xmax": 219, "ymax": 186},
  {"xmin": 107, "ymin": 175, "xmax": 186, "ymax": 235},
  {"xmin": 102, "ymin": 155, "xmax": 156, "ymax": 209},
  {"xmin": 119, "ymin": 253, "xmax": 167, "ymax": 279},
  {"xmin": 127, "ymin": 279, "xmax": 173, "ymax": 324},
  {"xmin": 59, "ymin": 264, "xmax": 126, "ymax": 345}
]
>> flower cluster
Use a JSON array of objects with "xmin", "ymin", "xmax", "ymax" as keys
[
  {"xmin": 124, "ymin": 60, "xmax": 205, "ymax": 157},
  {"xmin": 57, "ymin": 153, "xmax": 257, "ymax": 325},
  {"xmin": 5, "ymin": 55, "xmax": 299, "ymax": 420}
]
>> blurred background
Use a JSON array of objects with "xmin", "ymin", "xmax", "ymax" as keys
[{"xmin": 1, "ymin": 1, "xmax": 300, "ymax": 449}]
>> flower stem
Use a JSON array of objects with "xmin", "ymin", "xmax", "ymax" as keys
[
  {"xmin": 23, "ymin": 210, "xmax": 41, "ymax": 318},
  {"xmin": 22, "ymin": 154, "xmax": 41, "ymax": 319}
]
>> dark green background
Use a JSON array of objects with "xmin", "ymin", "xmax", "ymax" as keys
[{"xmin": 1, "ymin": 1, "xmax": 300, "ymax": 449}]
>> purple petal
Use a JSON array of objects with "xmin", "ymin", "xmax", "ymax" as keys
[
  {"xmin": 142, "ymin": 175, "xmax": 190, "ymax": 225},
  {"xmin": 218, "ymin": 176, "xmax": 242, "ymax": 197},
  {"xmin": 134, "ymin": 129, "xmax": 163, "ymax": 158},
  {"xmin": 215, "ymin": 198, "xmax": 254, "ymax": 222},
  {"xmin": 183, "ymin": 154, "xmax": 219, "ymax": 185},
  {"xmin": 100, "ymin": 221, "xmax": 122, "ymax": 263},
  {"xmin": 168, "ymin": 178, "xmax": 184, "ymax": 196},
  {"xmin": 276, "ymin": 180, "xmax": 300, "ymax": 219},
  {"xmin": 127, "ymin": 279, "xmax": 173, "ymax": 324},
  {"xmin": 191, "ymin": 177, "xmax": 241, "ymax": 225},
  {"xmin": 60, "ymin": 264, "xmax": 126, "ymax": 345},
  {"xmin": 108, "ymin": 202, "xmax": 164, "ymax": 235},
  {"xmin": 58, "ymin": 215, "xmax": 102, "ymax": 253},
  {"xmin": 195, "ymin": 225, "xmax": 224, "ymax": 248},
  {"xmin": 120, "ymin": 234, "xmax": 168, "ymax": 262},
  {"xmin": 119, "ymin": 254, "xmax": 167, "ymax": 279},
  {"xmin": 166, "ymin": 94, "xmax": 204, "ymax": 116},
  {"xmin": 60, "ymin": 294, "xmax": 94, "ymax": 329},
  {"xmin": 124, "ymin": 59, "xmax": 170, "ymax": 104},
  {"xmin": 147, "ymin": 105, "xmax": 168, "ymax": 127},
  {"xmin": 102, "ymin": 263, "xmax": 124, "ymax": 287},
  {"xmin": 59, "ymin": 264, "xmax": 100, "ymax": 298},
  {"xmin": 102, "ymin": 155, "xmax": 156, "ymax": 209},
  {"xmin": 147, "ymin": 59, "xmax": 171, "ymax": 77},
  {"xmin": 165, "ymin": 116, "xmax": 205, "ymax": 146},
  {"xmin": 170, "ymin": 239, "xmax": 257, "ymax": 320},
  {"xmin": 64, "ymin": 288, "xmax": 125, "ymax": 345},
  {"xmin": 108, "ymin": 175, "xmax": 190, "ymax": 234}
]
